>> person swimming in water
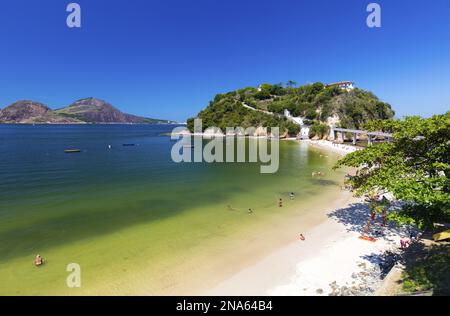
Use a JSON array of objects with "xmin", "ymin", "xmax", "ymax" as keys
[
  {"xmin": 248, "ymin": 208, "xmax": 254, "ymax": 214},
  {"xmin": 289, "ymin": 192, "xmax": 295, "ymax": 200},
  {"xmin": 278, "ymin": 198, "xmax": 283, "ymax": 207},
  {"xmin": 34, "ymin": 254, "xmax": 44, "ymax": 267}
]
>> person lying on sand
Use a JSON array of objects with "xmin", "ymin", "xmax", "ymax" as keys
[
  {"xmin": 299, "ymin": 234, "xmax": 305, "ymax": 241},
  {"xmin": 34, "ymin": 255, "xmax": 44, "ymax": 267}
]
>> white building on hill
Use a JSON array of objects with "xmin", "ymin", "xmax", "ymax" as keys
[{"xmin": 326, "ymin": 81, "xmax": 355, "ymax": 92}]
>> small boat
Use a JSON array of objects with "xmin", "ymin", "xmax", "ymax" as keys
[
  {"xmin": 65, "ymin": 149, "xmax": 81, "ymax": 153},
  {"xmin": 122, "ymin": 143, "xmax": 136, "ymax": 147}
]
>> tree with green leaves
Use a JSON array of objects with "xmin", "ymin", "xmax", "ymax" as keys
[
  {"xmin": 334, "ymin": 113, "xmax": 450, "ymax": 229},
  {"xmin": 188, "ymin": 82, "xmax": 394, "ymax": 139},
  {"xmin": 286, "ymin": 80, "xmax": 297, "ymax": 89}
]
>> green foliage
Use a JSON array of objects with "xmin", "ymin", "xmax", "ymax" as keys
[
  {"xmin": 286, "ymin": 121, "xmax": 301, "ymax": 135},
  {"xmin": 286, "ymin": 80, "xmax": 297, "ymax": 88},
  {"xmin": 334, "ymin": 113, "xmax": 450, "ymax": 229},
  {"xmin": 186, "ymin": 117, "xmax": 195, "ymax": 132},
  {"xmin": 264, "ymin": 83, "xmax": 392, "ymax": 127},
  {"xmin": 309, "ymin": 123, "xmax": 329, "ymax": 139},
  {"xmin": 188, "ymin": 94, "xmax": 298, "ymax": 135},
  {"xmin": 337, "ymin": 89, "xmax": 395, "ymax": 129},
  {"xmin": 188, "ymin": 81, "xmax": 395, "ymax": 137},
  {"xmin": 259, "ymin": 83, "xmax": 285, "ymax": 96},
  {"xmin": 402, "ymin": 244, "xmax": 450, "ymax": 295},
  {"xmin": 254, "ymin": 90, "xmax": 272, "ymax": 100}
]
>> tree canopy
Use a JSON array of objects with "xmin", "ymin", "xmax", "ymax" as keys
[
  {"xmin": 187, "ymin": 93, "xmax": 299, "ymax": 136},
  {"xmin": 334, "ymin": 112, "xmax": 450, "ymax": 229},
  {"xmin": 188, "ymin": 82, "xmax": 395, "ymax": 136}
]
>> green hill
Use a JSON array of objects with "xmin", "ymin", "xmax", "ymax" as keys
[{"xmin": 188, "ymin": 82, "xmax": 395, "ymax": 137}]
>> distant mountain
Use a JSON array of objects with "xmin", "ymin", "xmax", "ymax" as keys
[
  {"xmin": 0, "ymin": 100, "xmax": 82, "ymax": 124},
  {"xmin": 54, "ymin": 98, "xmax": 172, "ymax": 124},
  {"xmin": 0, "ymin": 98, "xmax": 174, "ymax": 124}
]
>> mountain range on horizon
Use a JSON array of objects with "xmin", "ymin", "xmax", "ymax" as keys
[{"xmin": 0, "ymin": 98, "xmax": 176, "ymax": 124}]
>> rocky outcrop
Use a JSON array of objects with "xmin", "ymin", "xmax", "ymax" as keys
[
  {"xmin": 0, "ymin": 98, "xmax": 172, "ymax": 124},
  {"xmin": 56, "ymin": 98, "xmax": 164, "ymax": 124},
  {"xmin": 0, "ymin": 100, "xmax": 81, "ymax": 123}
]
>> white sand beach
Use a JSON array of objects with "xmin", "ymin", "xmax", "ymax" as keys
[
  {"xmin": 307, "ymin": 139, "xmax": 361, "ymax": 156},
  {"xmin": 205, "ymin": 194, "xmax": 407, "ymax": 296},
  {"xmin": 203, "ymin": 142, "xmax": 408, "ymax": 296}
]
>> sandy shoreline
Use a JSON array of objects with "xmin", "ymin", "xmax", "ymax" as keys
[
  {"xmin": 83, "ymin": 140, "xmax": 403, "ymax": 296},
  {"xmin": 204, "ymin": 195, "xmax": 406, "ymax": 296},
  {"xmin": 85, "ymin": 184, "xmax": 352, "ymax": 296},
  {"xmin": 201, "ymin": 141, "xmax": 406, "ymax": 296},
  {"xmin": 306, "ymin": 139, "xmax": 361, "ymax": 156}
]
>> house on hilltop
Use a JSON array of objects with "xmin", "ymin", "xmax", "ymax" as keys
[{"xmin": 326, "ymin": 81, "xmax": 355, "ymax": 92}]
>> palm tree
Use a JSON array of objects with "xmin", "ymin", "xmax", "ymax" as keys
[{"xmin": 286, "ymin": 80, "xmax": 297, "ymax": 88}]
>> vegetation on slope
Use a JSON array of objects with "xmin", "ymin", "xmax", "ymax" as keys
[
  {"xmin": 187, "ymin": 92, "xmax": 299, "ymax": 136},
  {"xmin": 188, "ymin": 82, "xmax": 394, "ymax": 136}
]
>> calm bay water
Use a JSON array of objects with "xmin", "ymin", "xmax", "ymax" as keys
[{"xmin": 0, "ymin": 125, "xmax": 346, "ymax": 295}]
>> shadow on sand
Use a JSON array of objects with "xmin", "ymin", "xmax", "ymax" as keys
[
  {"xmin": 327, "ymin": 201, "xmax": 414, "ymax": 280},
  {"xmin": 327, "ymin": 202, "xmax": 409, "ymax": 242}
]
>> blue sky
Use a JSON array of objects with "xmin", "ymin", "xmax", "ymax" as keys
[{"xmin": 0, "ymin": 0, "xmax": 449, "ymax": 121}]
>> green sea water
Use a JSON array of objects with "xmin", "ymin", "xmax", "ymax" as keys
[{"xmin": 0, "ymin": 125, "xmax": 346, "ymax": 295}]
